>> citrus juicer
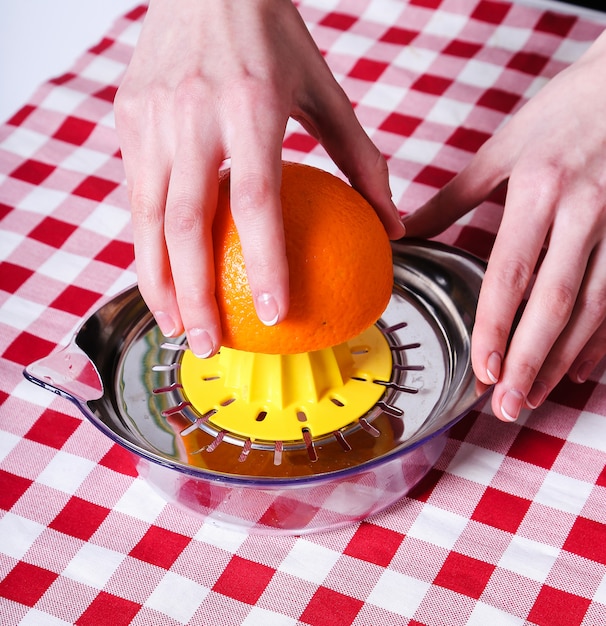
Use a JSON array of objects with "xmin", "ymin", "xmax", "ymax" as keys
[{"xmin": 25, "ymin": 240, "xmax": 490, "ymax": 535}]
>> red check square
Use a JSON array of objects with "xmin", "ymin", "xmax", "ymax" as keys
[
  {"xmin": 28, "ymin": 217, "xmax": 77, "ymax": 249},
  {"xmin": 548, "ymin": 377, "xmax": 597, "ymax": 410},
  {"xmin": 410, "ymin": 0, "xmax": 441, "ymax": 8},
  {"xmin": 10, "ymin": 159, "xmax": 56, "ymax": 185},
  {"xmin": 344, "ymin": 522, "xmax": 404, "ymax": 567},
  {"xmin": 535, "ymin": 12, "xmax": 576, "ymax": 37},
  {"xmin": 25, "ymin": 408, "xmax": 80, "ymax": 449},
  {"xmin": 454, "ymin": 226, "xmax": 496, "ymax": 261},
  {"xmin": 213, "ymin": 556, "xmax": 276, "ymax": 605},
  {"xmin": 380, "ymin": 112, "xmax": 423, "ymax": 137},
  {"xmin": 89, "ymin": 37, "xmax": 114, "ymax": 56},
  {"xmin": 477, "ymin": 88, "xmax": 521, "ymax": 114},
  {"xmin": 411, "ymin": 74, "xmax": 452, "ymax": 96},
  {"xmin": 130, "ymin": 525, "xmax": 190, "ymax": 569},
  {"xmin": 407, "ymin": 467, "xmax": 443, "ymax": 502},
  {"xmin": 446, "ymin": 127, "xmax": 491, "ymax": 153},
  {"xmin": 283, "ymin": 132, "xmax": 319, "ymax": 153},
  {"xmin": 320, "ymin": 13, "xmax": 357, "ymax": 31},
  {"xmin": 0, "ymin": 262, "xmax": 34, "ymax": 294},
  {"xmin": 7, "ymin": 104, "xmax": 35, "ymax": 126},
  {"xmin": 434, "ymin": 552, "xmax": 495, "ymax": 599},
  {"xmin": 53, "ymin": 116, "xmax": 96, "ymax": 146},
  {"xmin": 443, "ymin": 40, "xmax": 482, "ymax": 58},
  {"xmin": 125, "ymin": 6, "xmax": 148, "ymax": 21},
  {"xmin": 414, "ymin": 165, "xmax": 456, "ymax": 189},
  {"xmin": 3, "ymin": 332, "xmax": 55, "ymax": 366},
  {"xmin": 563, "ymin": 516, "xmax": 606, "ymax": 565},
  {"xmin": 507, "ymin": 51, "xmax": 549, "ymax": 76},
  {"xmin": 471, "ymin": 486, "xmax": 531, "ymax": 533},
  {"xmin": 76, "ymin": 591, "xmax": 142, "ymax": 626},
  {"xmin": 50, "ymin": 285, "xmax": 102, "ymax": 317},
  {"xmin": 528, "ymin": 585, "xmax": 591, "ymax": 626},
  {"xmin": 0, "ymin": 469, "xmax": 32, "ymax": 510},
  {"xmin": 49, "ymin": 496, "xmax": 111, "ymax": 541},
  {"xmin": 50, "ymin": 73, "xmax": 76, "ymax": 86},
  {"xmin": 0, "ymin": 202, "xmax": 12, "ymax": 220},
  {"xmin": 94, "ymin": 85, "xmax": 119, "ymax": 103},
  {"xmin": 99, "ymin": 445, "xmax": 138, "ymax": 477},
  {"xmin": 380, "ymin": 26, "xmax": 417, "ymax": 46},
  {"xmin": 95, "ymin": 240, "xmax": 134, "ymax": 269},
  {"xmin": 300, "ymin": 586, "xmax": 364, "ymax": 626},
  {"xmin": 471, "ymin": 0, "xmax": 510, "ymax": 24},
  {"xmin": 349, "ymin": 59, "xmax": 388, "ymax": 82},
  {"xmin": 72, "ymin": 176, "xmax": 120, "ymax": 202},
  {"xmin": 507, "ymin": 427, "xmax": 565, "ymax": 469},
  {"xmin": 0, "ymin": 562, "xmax": 58, "ymax": 607}
]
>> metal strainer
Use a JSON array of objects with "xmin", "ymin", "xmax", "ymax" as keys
[{"xmin": 25, "ymin": 240, "xmax": 490, "ymax": 534}]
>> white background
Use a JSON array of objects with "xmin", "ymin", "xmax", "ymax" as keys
[
  {"xmin": 0, "ymin": 0, "xmax": 140, "ymax": 123},
  {"xmin": 0, "ymin": 0, "xmax": 604, "ymax": 124}
]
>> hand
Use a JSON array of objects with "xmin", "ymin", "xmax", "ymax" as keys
[
  {"xmin": 114, "ymin": 0, "xmax": 404, "ymax": 358},
  {"xmin": 403, "ymin": 30, "xmax": 606, "ymax": 422}
]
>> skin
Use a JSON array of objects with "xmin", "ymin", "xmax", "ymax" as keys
[
  {"xmin": 404, "ymin": 29, "xmax": 606, "ymax": 421},
  {"xmin": 114, "ymin": 0, "xmax": 404, "ymax": 359},
  {"xmin": 115, "ymin": 0, "xmax": 606, "ymax": 422}
]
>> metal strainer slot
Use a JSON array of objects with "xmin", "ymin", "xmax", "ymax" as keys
[{"xmin": 24, "ymin": 240, "xmax": 490, "ymax": 534}]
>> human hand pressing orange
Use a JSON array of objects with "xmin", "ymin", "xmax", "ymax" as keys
[{"xmin": 114, "ymin": 0, "xmax": 404, "ymax": 358}]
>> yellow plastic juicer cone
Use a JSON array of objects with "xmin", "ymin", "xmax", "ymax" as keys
[{"xmin": 179, "ymin": 323, "xmax": 393, "ymax": 445}]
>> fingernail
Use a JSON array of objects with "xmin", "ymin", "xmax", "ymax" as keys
[
  {"xmin": 501, "ymin": 389, "xmax": 524, "ymax": 422},
  {"xmin": 486, "ymin": 352, "xmax": 502, "ymax": 384},
  {"xmin": 188, "ymin": 328, "xmax": 214, "ymax": 358},
  {"xmin": 576, "ymin": 361, "xmax": 594, "ymax": 383},
  {"xmin": 527, "ymin": 381, "xmax": 548, "ymax": 409},
  {"xmin": 155, "ymin": 311, "xmax": 177, "ymax": 337},
  {"xmin": 256, "ymin": 293, "xmax": 279, "ymax": 326}
]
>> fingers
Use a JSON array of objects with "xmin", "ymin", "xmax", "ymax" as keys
[
  {"xmin": 164, "ymin": 112, "xmax": 223, "ymax": 357},
  {"xmin": 484, "ymin": 187, "xmax": 605, "ymax": 421},
  {"xmin": 295, "ymin": 78, "xmax": 405, "ymax": 239},
  {"xmin": 471, "ymin": 169, "xmax": 554, "ymax": 391},
  {"xmin": 123, "ymin": 124, "xmax": 184, "ymax": 339},
  {"xmin": 534, "ymin": 240, "xmax": 606, "ymax": 390},
  {"xmin": 227, "ymin": 90, "xmax": 290, "ymax": 326}
]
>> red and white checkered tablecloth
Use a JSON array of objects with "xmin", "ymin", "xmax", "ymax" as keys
[{"xmin": 2, "ymin": 1, "xmax": 606, "ymax": 624}]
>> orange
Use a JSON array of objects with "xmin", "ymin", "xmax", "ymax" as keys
[{"xmin": 213, "ymin": 161, "xmax": 393, "ymax": 354}]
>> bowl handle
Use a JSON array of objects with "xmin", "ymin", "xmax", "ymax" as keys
[{"xmin": 23, "ymin": 340, "xmax": 104, "ymax": 403}]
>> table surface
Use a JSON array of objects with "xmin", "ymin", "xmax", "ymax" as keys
[{"xmin": 2, "ymin": 1, "xmax": 606, "ymax": 625}]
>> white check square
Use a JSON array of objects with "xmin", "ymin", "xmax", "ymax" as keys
[
  {"xmin": 36, "ymin": 450, "xmax": 96, "ymax": 494},
  {"xmin": 0, "ymin": 512, "xmax": 45, "ymax": 560},
  {"xmin": 457, "ymin": 59, "xmax": 503, "ymax": 88},
  {"xmin": 467, "ymin": 600, "xmax": 525, "ymax": 625},
  {"xmin": 424, "ymin": 11, "xmax": 467, "ymax": 39},
  {"xmin": 18, "ymin": 187, "xmax": 68, "ymax": 216},
  {"xmin": 0, "ymin": 127, "xmax": 48, "ymax": 158},
  {"xmin": 446, "ymin": 442, "xmax": 504, "ymax": 486},
  {"xmin": 63, "ymin": 543, "xmax": 125, "ymax": 588},
  {"xmin": 407, "ymin": 504, "xmax": 468, "ymax": 550},
  {"xmin": 113, "ymin": 478, "xmax": 167, "ymax": 523},
  {"xmin": 367, "ymin": 568, "xmax": 430, "ymax": 616},
  {"xmin": 145, "ymin": 571, "xmax": 210, "ymax": 623},
  {"xmin": 533, "ymin": 471, "xmax": 593, "ymax": 516},
  {"xmin": 487, "ymin": 26, "xmax": 531, "ymax": 52},
  {"xmin": 279, "ymin": 538, "xmax": 340, "ymax": 584},
  {"xmin": 37, "ymin": 250, "xmax": 90, "ymax": 284},
  {"xmin": 80, "ymin": 204, "xmax": 130, "ymax": 239},
  {"xmin": 498, "ymin": 534, "xmax": 559, "ymax": 582},
  {"xmin": 567, "ymin": 411, "xmax": 606, "ymax": 454},
  {"xmin": 0, "ymin": 295, "xmax": 45, "ymax": 331}
]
